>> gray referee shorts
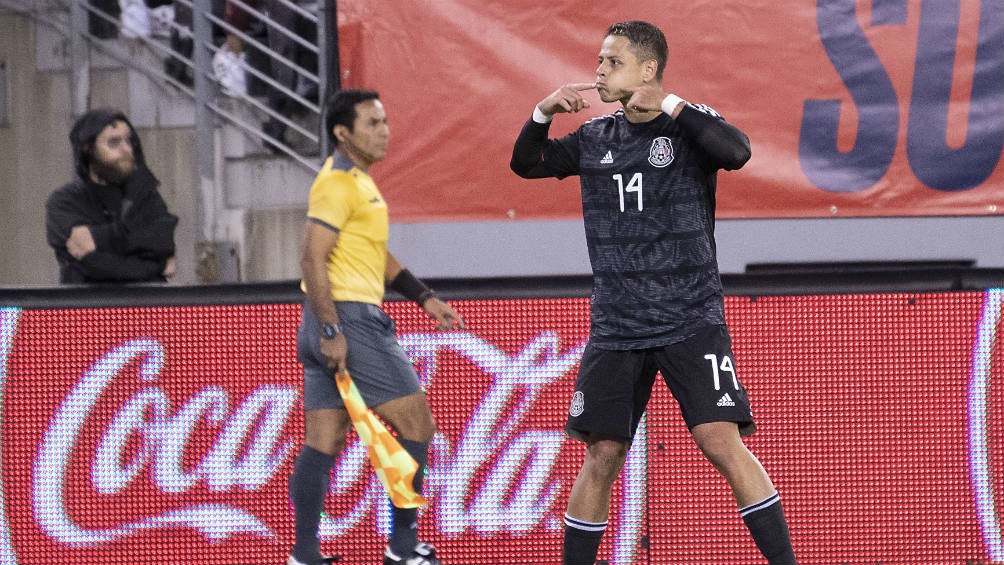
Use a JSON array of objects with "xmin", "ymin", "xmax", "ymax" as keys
[{"xmin": 297, "ymin": 300, "xmax": 422, "ymax": 411}]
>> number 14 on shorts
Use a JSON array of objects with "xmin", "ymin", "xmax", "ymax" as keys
[{"xmin": 704, "ymin": 353, "xmax": 738, "ymax": 391}]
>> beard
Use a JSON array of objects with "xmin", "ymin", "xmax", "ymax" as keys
[{"xmin": 91, "ymin": 155, "xmax": 136, "ymax": 184}]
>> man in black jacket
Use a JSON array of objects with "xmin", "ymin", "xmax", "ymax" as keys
[{"xmin": 46, "ymin": 108, "xmax": 179, "ymax": 284}]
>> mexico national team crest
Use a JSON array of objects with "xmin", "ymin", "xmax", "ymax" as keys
[
  {"xmin": 648, "ymin": 136, "xmax": 674, "ymax": 168},
  {"xmin": 569, "ymin": 391, "xmax": 585, "ymax": 417}
]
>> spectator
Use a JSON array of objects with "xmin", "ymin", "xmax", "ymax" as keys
[
  {"xmin": 90, "ymin": 0, "xmax": 120, "ymax": 39},
  {"xmin": 163, "ymin": 0, "xmax": 196, "ymax": 85},
  {"xmin": 210, "ymin": 0, "xmax": 266, "ymax": 96},
  {"xmin": 163, "ymin": 0, "xmax": 226, "ymax": 86},
  {"xmin": 45, "ymin": 108, "xmax": 179, "ymax": 284},
  {"xmin": 260, "ymin": 0, "xmax": 318, "ymax": 150}
]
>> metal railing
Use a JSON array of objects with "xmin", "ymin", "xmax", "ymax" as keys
[
  {"xmin": 1, "ymin": 0, "xmax": 338, "ymax": 169},
  {"xmin": 2, "ymin": 0, "xmax": 339, "ymax": 281}
]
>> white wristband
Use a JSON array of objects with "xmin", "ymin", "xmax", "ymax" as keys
[
  {"xmin": 532, "ymin": 105, "xmax": 553, "ymax": 124},
  {"xmin": 661, "ymin": 94, "xmax": 686, "ymax": 116}
]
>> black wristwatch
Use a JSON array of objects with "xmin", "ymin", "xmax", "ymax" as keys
[{"xmin": 321, "ymin": 322, "xmax": 341, "ymax": 340}]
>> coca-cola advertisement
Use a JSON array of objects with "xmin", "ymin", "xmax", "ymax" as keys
[{"xmin": 0, "ymin": 290, "xmax": 1001, "ymax": 564}]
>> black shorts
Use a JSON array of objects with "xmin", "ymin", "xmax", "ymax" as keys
[{"xmin": 566, "ymin": 324, "xmax": 755, "ymax": 443}]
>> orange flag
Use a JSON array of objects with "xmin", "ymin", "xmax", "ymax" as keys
[{"xmin": 334, "ymin": 371, "xmax": 428, "ymax": 509}]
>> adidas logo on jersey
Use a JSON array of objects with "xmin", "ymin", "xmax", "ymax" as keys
[
  {"xmin": 600, "ymin": 150, "xmax": 614, "ymax": 164},
  {"xmin": 692, "ymin": 103, "xmax": 722, "ymax": 118},
  {"xmin": 717, "ymin": 393, "xmax": 736, "ymax": 407}
]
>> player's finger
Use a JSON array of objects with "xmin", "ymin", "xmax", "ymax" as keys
[
  {"xmin": 567, "ymin": 82, "xmax": 597, "ymax": 91},
  {"xmin": 561, "ymin": 93, "xmax": 587, "ymax": 112}
]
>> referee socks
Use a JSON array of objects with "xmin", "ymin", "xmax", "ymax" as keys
[{"xmin": 740, "ymin": 492, "xmax": 797, "ymax": 565}]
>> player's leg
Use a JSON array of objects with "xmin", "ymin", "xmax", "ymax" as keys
[
  {"xmin": 564, "ymin": 437, "xmax": 628, "ymax": 565},
  {"xmin": 656, "ymin": 324, "xmax": 797, "ymax": 565},
  {"xmin": 691, "ymin": 422, "xmax": 796, "ymax": 564},
  {"xmin": 563, "ymin": 345, "xmax": 656, "ymax": 565},
  {"xmin": 692, "ymin": 421, "xmax": 773, "ymax": 504}
]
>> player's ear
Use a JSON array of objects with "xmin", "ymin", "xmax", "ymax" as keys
[{"xmin": 641, "ymin": 59, "xmax": 658, "ymax": 82}]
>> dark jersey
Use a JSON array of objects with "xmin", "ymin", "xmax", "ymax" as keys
[{"xmin": 511, "ymin": 103, "xmax": 751, "ymax": 349}]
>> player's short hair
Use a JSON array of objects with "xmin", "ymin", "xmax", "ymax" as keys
[
  {"xmin": 606, "ymin": 21, "xmax": 668, "ymax": 80},
  {"xmin": 324, "ymin": 88, "xmax": 380, "ymax": 148}
]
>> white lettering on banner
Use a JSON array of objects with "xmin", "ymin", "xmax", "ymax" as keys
[
  {"xmin": 968, "ymin": 288, "xmax": 1004, "ymax": 560},
  {"xmin": 25, "ymin": 330, "xmax": 643, "ymax": 563},
  {"xmin": 319, "ymin": 332, "xmax": 586, "ymax": 537},
  {"xmin": 0, "ymin": 307, "xmax": 23, "ymax": 564},
  {"xmin": 413, "ymin": 332, "xmax": 575, "ymax": 534},
  {"xmin": 32, "ymin": 340, "xmax": 294, "ymax": 545}
]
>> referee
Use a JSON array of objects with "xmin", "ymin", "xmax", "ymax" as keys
[
  {"xmin": 510, "ymin": 20, "xmax": 797, "ymax": 565},
  {"xmin": 290, "ymin": 88, "xmax": 464, "ymax": 565}
]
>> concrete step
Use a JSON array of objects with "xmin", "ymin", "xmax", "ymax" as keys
[{"xmin": 223, "ymin": 152, "xmax": 318, "ymax": 210}]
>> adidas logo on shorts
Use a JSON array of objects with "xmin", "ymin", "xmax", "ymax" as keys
[{"xmin": 717, "ymin": 393, "xmax": 736, "ymax": 407}]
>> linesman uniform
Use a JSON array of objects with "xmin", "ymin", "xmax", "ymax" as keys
[{"xmin": 297, "ymin": 151, "xmax": 422, "ymax": 410}]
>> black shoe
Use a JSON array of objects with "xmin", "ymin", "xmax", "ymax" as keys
[{"xmin": 383, "ymin": 542, "xmax": 441, "ymax": 565}]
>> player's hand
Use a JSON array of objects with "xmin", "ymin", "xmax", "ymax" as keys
[
  {"xmin": 624, "ymin": 84, "xmax": 670, "ymax": 114},
  {"xmin": 537, "ymin": 83, "xmax": 597, "ymax": 118},
  {"xmin": 66, "ymin": 224, "xmax": 97, "ymax": 260},
  {"xmin": 321, "ymin": 333, "xmax": 348, "ymax": 373},
  {"xmin": 423, "ymin": 297, "xmax": 466, "ymax": 331}
]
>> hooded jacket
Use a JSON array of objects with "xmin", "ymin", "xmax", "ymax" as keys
[{"xmin": 45, "ymin": 108, "xmax": 179, "ymax": 284}]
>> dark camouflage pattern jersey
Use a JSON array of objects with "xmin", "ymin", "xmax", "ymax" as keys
[{"xmin": 511, "ymin": 103, "xmax": 751, "ymax": 350}]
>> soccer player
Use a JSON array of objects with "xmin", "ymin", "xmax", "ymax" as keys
[
  {"xmin": 510, "ymin": 20, "xmax": 797, "ymax": 565},
  {"xmin": 290, "ymin": 88, "xmax": 464, "ymax": 565}
]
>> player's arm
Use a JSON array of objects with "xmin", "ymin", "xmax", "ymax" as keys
[
  {"xmin": 301, "ymin": 219, "xmax": 347, "ymax": 372},
  {"xmin": 510, "ymin": 83, "xmax": 593, "ymax": 179},
  {"xmin": 674, "ymin": 103, "xmax": 751, "ymax": 171},
  {"xmin": 626, "ymin": 87, "xmax": 751, "ymax": 171},
  {"xmin": 386, "ymin": 252, "xmax": 464, "ymax": 331},
  {"xmin": 510, "ymin": 117, "xmax": 558, "ymax": 179}
]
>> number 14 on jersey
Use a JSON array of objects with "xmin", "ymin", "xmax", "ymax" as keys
[{"xmin": 613, "ymin": 172, "xmax": 643, "ymax": 212}]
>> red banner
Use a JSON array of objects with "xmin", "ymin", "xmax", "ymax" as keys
[
  {"xmin": 0, "ymin": 291, "xmax": 1002, "ymax": 563},
  {"xmin": 334, "ymin": 1, "xmax": 1003, "ymax": 221}
]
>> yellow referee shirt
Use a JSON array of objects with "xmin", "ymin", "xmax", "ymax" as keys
[{"xmin": 302, "ymin": 152, "xmax": 388, "ymax": 305}]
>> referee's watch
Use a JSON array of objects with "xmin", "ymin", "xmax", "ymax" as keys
[{"xmin": 321, "ymin": 322, "xmax": 341, "ymax": 340}]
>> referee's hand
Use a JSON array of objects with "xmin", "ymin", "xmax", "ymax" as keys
[
  {"xmin": 321, "ymin": 333, "xmax": 347, "ymax": 373},
  {"xmin": 537, "ymin": 83, "xmax": 596, "ymax": 118},
  {"xmin": 423, "ymin": 297, "xmax": 466, "ymax": 331}
]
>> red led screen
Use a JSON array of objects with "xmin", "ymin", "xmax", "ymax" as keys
[{"xmin": 0, "ymin": 290, "xmax": 1001, "ymax": 564}]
